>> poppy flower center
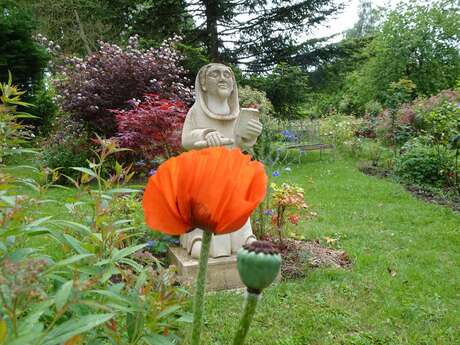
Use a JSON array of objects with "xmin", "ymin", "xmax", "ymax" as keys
[{"xmin": 191, "ymin": 201, "xmax": 217, "ymax": 233}]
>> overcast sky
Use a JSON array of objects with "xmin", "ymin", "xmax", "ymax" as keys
[{"xmin": 311, "ymin": 0, "xmax": 403, "ymax": 40}]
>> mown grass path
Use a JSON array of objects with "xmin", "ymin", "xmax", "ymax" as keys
[{"xmin": 202, "ymin": 156, "xmax": 460, "ymax": 345}]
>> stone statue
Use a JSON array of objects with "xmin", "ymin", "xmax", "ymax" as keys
[{"xmin": 181, "ymin": 63, "xmax": 263, "ymax": 258}]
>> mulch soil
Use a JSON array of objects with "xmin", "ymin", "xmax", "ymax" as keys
[
  {"xmin": 358, "ymin": 163, "xmax": 460, "ymax": 212},
  {"xmin": 264, "ymin": 236, "xmax": 352, "ymax": 280}
]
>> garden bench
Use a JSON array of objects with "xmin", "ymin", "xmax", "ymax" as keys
[{"xmin": 275, "ymin": 120, "xmax": 335, "ymax": 165}]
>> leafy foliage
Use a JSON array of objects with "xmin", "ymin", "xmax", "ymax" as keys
[
  {"xmin": 54, "ymin": 35, "xmax": 191, "ymax": 136},
  {"xmin": 1, "ymin": 140, "xmax": 188, "ymax": 344},
  {"xmin": 40, "ymin": 115, "xmax": 93, "ymax": 180},
  {"xmin": 254, "ymin": 64, "xmax": 310, "ymax": 118},
  {"xmin": 269, "ymin": 182, "xmax": 310, "ymax": 244},
  {"xmin": 0, "ymin": 1, "xmax": 49, "ymax": 93},
  {"xmin": 184, "ymin": 0, "xmax": 343, "ymax": 71},
  {"xmin": 0, "ymin": 72, "xmax": 36, "ymax": 163},
  {"xmin": 113, "ymin": 93, "xmax": 188, "ymax": 161},
  {"xmin": 343, "ymin": 0, "xmax": 460, "ymax": 110},
  {"xmin": 395, "ymin": 138, "xmax": 456, "ymax": 188}
]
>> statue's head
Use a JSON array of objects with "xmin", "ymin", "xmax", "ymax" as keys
[{"xmin": 195, "ymin": 63, "xmax": 239, "ymax": 120}]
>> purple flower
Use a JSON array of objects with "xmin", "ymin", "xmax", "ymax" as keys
[
  {"xmin": 272, "ymin": 170, "xmax": 280, "ymax": 177},
  {"xmin": 148, "ymin": 169, "xmax": 157, "ymax": 176},
  {"xmin": 263, "ymin": 209, "xmax": 273, "ymax": 216}
]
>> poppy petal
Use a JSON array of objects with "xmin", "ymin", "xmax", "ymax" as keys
[{"xmin": 143, "ymin": 147, "xmax": 267, "ymax": 235}]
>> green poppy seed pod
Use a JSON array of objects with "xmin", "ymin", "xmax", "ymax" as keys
[{"xmin": 237, "ymin": 241, "xmax": 281, "ymax": 294}]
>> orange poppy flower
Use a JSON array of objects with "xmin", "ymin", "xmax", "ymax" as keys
[{"xmin": 142, "ymin": 147, "xmax": 267, "ymax": 235}]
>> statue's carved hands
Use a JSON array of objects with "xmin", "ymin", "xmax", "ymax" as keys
[
  {"xmin": 204, "ymin": 131, "xmax": 234, "ymax": 147},
  {"xmin": 240, "ymin": 119, "xmax": 263, "ymax": 140},
  {"xmin": 205, "ymin": 131, "xmax": 224, "ymax": 147}
]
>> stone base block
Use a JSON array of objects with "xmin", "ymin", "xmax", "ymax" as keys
[{"xmin": 168, "ymin": 246, "xmax": 244, "ymax": 291}]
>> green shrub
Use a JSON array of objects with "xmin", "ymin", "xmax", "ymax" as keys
[
  {"xmin": 415, "ymin": 98, "xmax": 460, "ymax": 146},
  {"xmin": 0, "ymin": 72, "xmax": 35, "ymax": 163},
  {"xmin": 364, "ymin": 100, "xmax": 383, "ymax": 117},
  {"xmin": 41, "ymin": 115, "xmax": 93, "ymax": 179},
  {"xmin": 29, "ymin": 83, "xmax": 58, "ymax": 135},
  {"xmin": 320, "ymin": 111, "xmax": 363, "ymax": 147},
  {"xmin": 238, "ymin": 85, "xmax": 274, "ymax": 118},
  {"xmin": 394, "ymin": 139, "xmax": 456, "ymax": 187}
]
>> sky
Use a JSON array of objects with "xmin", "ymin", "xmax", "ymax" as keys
[{"xmin": 311, "ymin": 0, "xmax": 403, "ymax": 40}]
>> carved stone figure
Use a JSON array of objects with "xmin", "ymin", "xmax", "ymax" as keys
[{"xmin": 181, "ymin": 63, "xmax": 263, "ymax": 258}]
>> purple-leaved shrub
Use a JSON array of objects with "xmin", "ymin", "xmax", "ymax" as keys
[{"xmin": 53, "ymin": 35, "xmax": 192, "ymax": 136}]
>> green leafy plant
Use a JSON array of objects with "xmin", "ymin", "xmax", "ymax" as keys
[
  {"xmin": 270, "ymin": 182, "xmax": 309, "ymax": 245},
  {"xmin": 394, "ymin": 138, "xmax": 456, "ymax": 188},
  {"xmin": 0, "ymin": 138, "xmax": 188, "ymax": 344},
  {"xmin": 0, "ymin": 72, "xmax": 37, "ymax": 163}
]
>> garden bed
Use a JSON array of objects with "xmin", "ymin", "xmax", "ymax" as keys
[
  {"xmin": 358, "ymin": 162, "xmax": 460, "ymax": 212},
  {"xmin": 264, "ymin": 236, "xmax": 352, "ymax": 280}
]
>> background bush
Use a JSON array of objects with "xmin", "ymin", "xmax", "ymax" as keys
[
  {"xmin": 394, "ymin": 138, "xmax": 456, "ymax": 188},
  {"xmin": 41, "ymin": 115, "xmax": 93, "ymax": 180},
  {"xmin": 54, "ymin": 35, "xmax": 191, "ymax": 137}
]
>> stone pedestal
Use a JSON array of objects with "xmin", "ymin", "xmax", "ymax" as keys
[{"xmin": 168, "ymin": 246, "xmax": 244, "ymax": 291}]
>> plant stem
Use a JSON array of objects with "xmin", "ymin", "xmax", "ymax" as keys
[
  {"xmin": 232, "ymin": 291, "xmax": 260, "ymax": 345},
  {"xmin": 191, "ymin": 230, "xmax": 212, "ymax": 345}
]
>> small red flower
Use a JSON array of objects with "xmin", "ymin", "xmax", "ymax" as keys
[{"xmin": 288, "ymin": 214, "xmax": 300, "ymax": 225}]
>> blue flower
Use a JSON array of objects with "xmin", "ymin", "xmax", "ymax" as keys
[
  {"xmin": 281, "ymin": 130, "xmax": 291, "ymax": 137},
  {"xmin": 263, "ymin": 209, "xmax": 273, "ymax": 216},
  {"xmin": 146, "ymin": 240, "xmax": 156, "ymax": 249},
  {"xmin": 272, "ymin": 170, "xmax": 280, "ymax": 177}
]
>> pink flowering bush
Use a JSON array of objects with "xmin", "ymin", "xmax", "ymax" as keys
[
  {"xmin": 112, "ymin": 93, "xmax": 188, "ymax": 161},
  {"xmin": 54, "ymin": 35, "xmax": 192, "ymax": 136}
]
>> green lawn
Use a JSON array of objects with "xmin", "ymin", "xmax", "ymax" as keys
[
  {"xmin": 200, "ymin": 154, "xmax": 460, "ymax": 345},
  {"xmin": 5, "ymin": 153, "xmax": 460, "ymax": 344}
]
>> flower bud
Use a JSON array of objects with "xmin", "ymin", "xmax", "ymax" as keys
[{"xmin": 237, "ymin": 241, "xmax": 281, "ymax": 294}]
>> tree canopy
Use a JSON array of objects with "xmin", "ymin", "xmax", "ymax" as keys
[
  {"xmin": 0, "ymin": 1, "xmax": 48, "ymax": 92},
  {"xmin": 185, "ymin": 0, "xmax": 344, "ymax": 72}
]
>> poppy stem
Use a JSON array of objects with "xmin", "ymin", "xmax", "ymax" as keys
[
  {"xmin": 232, "ymin": 291, "xmax": 260, "ymax": 345},
  {"xmin": 191, "ymin": 230, "xmax": 212, "ymax": 345}
]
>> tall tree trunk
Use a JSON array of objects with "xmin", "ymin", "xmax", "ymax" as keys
[{"xmin": 204, "ymin": 0, "xmax": 220, "ymax": 61}]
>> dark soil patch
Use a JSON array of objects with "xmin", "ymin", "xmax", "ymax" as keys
[
  {"xmin": 357, "ymin": 163, "xmax": 392, "ymax": 178},
  {"xmin": 264, "ymin": 236, "xmax": 352, "ymax": 280},
  {"xmin": 358, "ymin": 163, "xmax": 460, "ymax": 212},
  {"xmin": 405, "ymin": 185, "xmax": 460, "ymax": 212}
]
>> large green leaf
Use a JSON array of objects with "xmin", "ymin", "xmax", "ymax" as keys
[
  {"xmin": 70, "ymin": 167, "xmax": 97, "ymax": 178},
  {"xmin": 54, "ymin": 280, "xmax": 73, "ymax": 311},
  {"xmin": 40, "ymin": 313, "xmax": 114, "ymax": 345},
  {"xmin": 62, "ymin": 234, "xmax": 89, "ymax": 255},
  {"xmin": 142, "ymin": 335, "xmax": 176, "ymax": 345},
  {"xmin": 111, "ymin": 243, "xmax": 148, "ymax": 262},
  {"xmin": 50, "ymin": 220, "xmax": 93, "ymax": 237},
  {"xmin": 51, "ymin": 254, "xmax": 94, "ymax": 268}
]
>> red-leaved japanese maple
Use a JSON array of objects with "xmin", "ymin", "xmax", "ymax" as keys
[{"xmin": 112, "ymin": 93, "xmax": 187, "ymax": 160}]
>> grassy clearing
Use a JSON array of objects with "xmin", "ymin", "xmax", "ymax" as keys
[
  {"xmin": 200, "ymin": 152, "xmax": 460, "ymax": 345},
  {"xmin": 5, "ymin": 152, "xmax": 460, "ymax": 344}
]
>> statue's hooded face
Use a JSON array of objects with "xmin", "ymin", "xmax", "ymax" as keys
[
  {"xmin": 202, "ymin": 64, "xmax": 234, "ymax": 100},
  {"xmin": 196, "ymin": 63, "xmax": 239, "ymax": 120}
]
